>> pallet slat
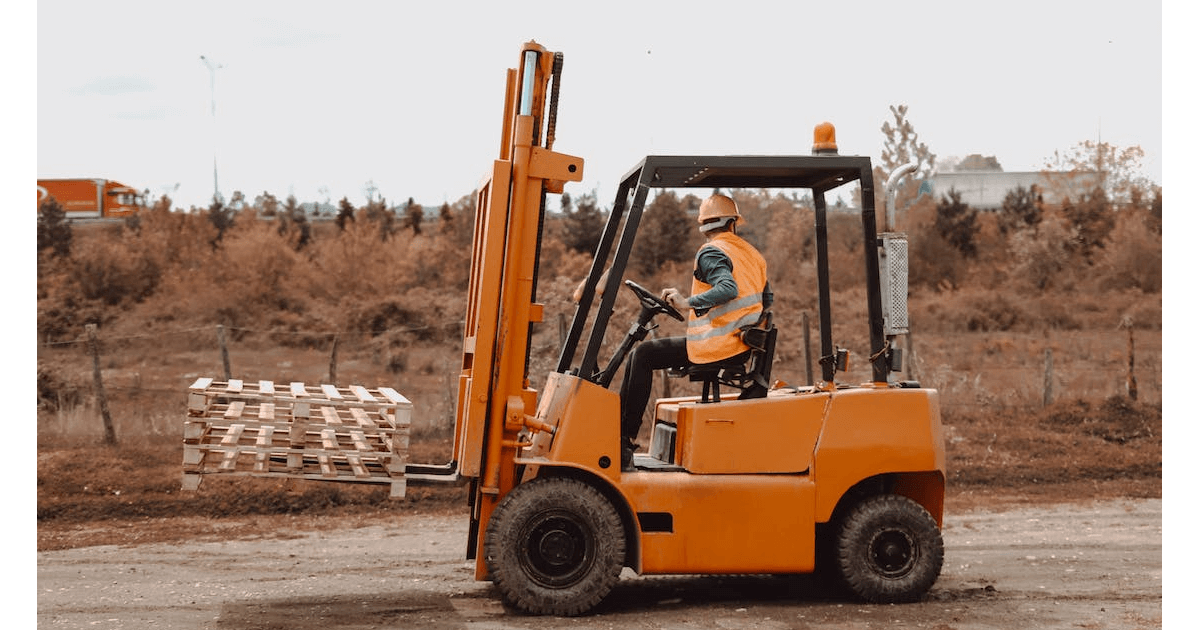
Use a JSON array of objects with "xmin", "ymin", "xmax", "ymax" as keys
[{"xmin": 254, "ymin": 426, "xmax": 274, "ymax": 472}]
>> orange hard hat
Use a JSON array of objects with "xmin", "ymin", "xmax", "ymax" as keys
[{"xmin": 697, "ymin": 194, "xmax": 742, "ymax": 228}]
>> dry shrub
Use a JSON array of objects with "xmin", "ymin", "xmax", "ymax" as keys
[
  {"xmin": 966, "ymin": 212, "xmax": 1009, "ymax": 289},
  {"xmin": 1023, "ymin": 289, "xmax": 1155, "ymax": 331},
  {"xmin": 38, "ymin": 210, "xmax": 224, "ymax": 337},
  {"xmin": 1116, "ymin": 290, "xmax": 1162, "ymax": 330},
  {"xmin": 37, "ymin": 365, "xmax": 86, "ymax": 411},
  {"xmin": 823, "ymin": 213, "xmax": 867, "ymax": 289},
  {"xmin": 536, "ymin": 236, "xmax": 593, "ymax": 289},
  {"xmin": 762, "ymin": 199, "xmax": 814, "ymax": 289},
  {"xmin": 263, "ymin": 310, "xmax": 339, "ymax": 349},
  {"xmin": 1005, "ymin": 212, "xmax": 1079, "ymax": 292},
  {"xmin": 307, "ymin": 220, "xmax": 400, "ymax": 299},
  {"xmin": 131, "ymin": 205, "xmax": 219, "ymax": 270},
  {"xmin": 901, "ymin": 195, "xmax": 967, "ymax": 290},
  {"xmin": 37, "ymin": 290, "xmax": 110, "ymax": 340},
  {"xmin": 1094, "ymin": 209, "xmax": 1161, "ymax": 293},
  {"xmin": 1019, "ymin": 293, "xmax": 1084, "ymax": 330},
  {"xmin": 38, "ymin": 229, "xmax": 163, "ymax": 337},
  {"xmin": 69, "ymin": 234, "xmax": 162, "ymax": 305},
  {"xmin": 209, "ymin": 220, "xmax": 307, "ymax": 311},
  {"xmin": 348, "ymin": 285, "xmax": 464, "ymax": 350},
  {"xmin": 912, "ymin": 288, "xmax": 1029, "ymax": 333},
  {"xmin": 307, "ymin": 220, "xmax": 472, "ymax": 310},
  {"xmin": 944, "ymin": 396, "xmax": 1161, "ymax": 491},
  {"xmin": 911, "ymin": 283, "xmax": 1149, "ymax": 333},
  {"xmin": 1039, "ymin": 396, "xmax": 1160, "ymax": 444},
  {"xmin": 129, "ymin": 219, "xmax": 308, "ymax": 328}
]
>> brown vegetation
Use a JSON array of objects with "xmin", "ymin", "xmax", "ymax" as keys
[{"xmin": 36, "ymin": 181, "xmax": 1161, "ymax": 548}]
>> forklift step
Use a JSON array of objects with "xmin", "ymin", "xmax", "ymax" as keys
[{"xmin": 630, "ymin": 453, "xmax": 686, "ymax": 472}]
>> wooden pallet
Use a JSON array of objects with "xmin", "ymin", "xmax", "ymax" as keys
[{"xmin": 182, "ymin": 378, "xmax": 412, "ymax": 498}]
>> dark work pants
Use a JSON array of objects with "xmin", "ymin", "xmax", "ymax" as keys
[
  {"xmin": 619, "ymin": 336, "xmax": 690, "ymax": 441},
  {"xmin": 618, "ymin": 337, "xmax": 751, "ymax": 441}
]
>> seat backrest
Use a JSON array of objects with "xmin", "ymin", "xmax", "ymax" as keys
[
  {"xmin": 680, "ymin": 312, "xmax": 777, "ymax": 401},
  {"xmin": 743, "ymin": 325, "xmax": 777, "ymax": 390}
]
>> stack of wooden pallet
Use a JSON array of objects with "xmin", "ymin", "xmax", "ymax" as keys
[{"xmin": 182, "ymin": 378, "xmax": 412, "ymax": 498}]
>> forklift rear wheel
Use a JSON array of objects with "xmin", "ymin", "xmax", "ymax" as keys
[
  {"xmin": 834, "ymin": 494, "xmax": 943, "ymax": 603},
  {"xmin": 484, "ymin": 477, "xmax": 626, "ymax": 616}
]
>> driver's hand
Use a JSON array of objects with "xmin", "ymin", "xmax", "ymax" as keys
[{"xmin": 661, "ymin": 288, "xmax": 690, "ymax": 313}]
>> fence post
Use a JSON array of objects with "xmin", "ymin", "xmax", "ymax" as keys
[
  {"xmin": 1122, "ymin": 316, "xmax": 1138, "ymax": 401},
  {"xmin": 85, "ymin": 324, "xmax": 118, "ymax": 445},
  {"xmin": 217, "ymin": 325, "xmax": 231, "ymax": 380},
  {"xmin": 1042, "ymin": 347, "xmax": 1054, "ymax": 407},
  {"xmin": 328, "ymin": 333, "xmax": 340, "ymax": 384}
]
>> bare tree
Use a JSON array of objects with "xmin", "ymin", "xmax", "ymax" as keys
[
  {"xmin": 880, "ymin": 105, "xmax": 936, "ymax": 180},
  {"xmin": 1043, "ymin": 140, "xmax": 1153, "ymax": 209}
]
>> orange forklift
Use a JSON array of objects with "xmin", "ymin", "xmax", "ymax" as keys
[{"xmin": 430, "ymin": 41, "xmax": 946, "ymax": 615}]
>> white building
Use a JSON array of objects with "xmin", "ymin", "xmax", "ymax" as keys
[{"xmin": 920, "ymin": 170, "xmax": 1100, "ymax": 210}]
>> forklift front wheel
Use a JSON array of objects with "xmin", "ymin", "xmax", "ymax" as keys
[
  {"xmin": 834, "ymin": 494, "xmax": 944, "ymax": 603},
  {"xmin": 484, "ymin": 477, "xmax": 626, "ymax": 616}
]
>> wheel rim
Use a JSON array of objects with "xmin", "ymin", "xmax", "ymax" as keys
[
  {"xmin": 518, "ymin": 509, "xmax": 595, "ymax": 588},
  {"xmin": 868, "ymin": 527, "xmax": 918, "ymax": 578}
]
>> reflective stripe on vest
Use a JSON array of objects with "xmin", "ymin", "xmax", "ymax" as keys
[{"xmin": 686, "ymin": 232, "xmax": 767, "ymax": 364}]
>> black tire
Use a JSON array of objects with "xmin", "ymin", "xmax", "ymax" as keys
[
  {"xmin": 833, "ymin": 494, "xmax": 944, "ymax": 603},
  {"xmin": 484, "ymin": 477, "xmax": 626, "ymax": 616}
]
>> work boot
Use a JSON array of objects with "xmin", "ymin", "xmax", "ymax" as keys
[{"xmin": 620, "ymin": 437, "xmax": 637, "ymax": 472}]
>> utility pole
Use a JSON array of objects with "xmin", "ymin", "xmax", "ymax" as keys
[{"xmin": 200, "ymin": 55, "xmax": 224, "ymax": 203}]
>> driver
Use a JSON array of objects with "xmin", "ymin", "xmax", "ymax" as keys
[{"xmin": 619, "ymin": 193, "xmax": 772, "ymax": 470}]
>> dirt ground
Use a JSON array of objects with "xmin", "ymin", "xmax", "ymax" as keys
[
  {"xmin": 35, "ymin": 493, "xmax": 1161, "ymax": 630},
  {"xmin": 34, "ymin": 394, "xmax": 1165, "ymax": 629}
]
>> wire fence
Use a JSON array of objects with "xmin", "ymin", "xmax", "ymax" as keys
[
  {"xmin": 776, "ymin": 326, "xmax": 1162, "ymax": 414},
  {"xmin": 37, "ymin": 321, "xmax": 1162, "ymax": 443}
]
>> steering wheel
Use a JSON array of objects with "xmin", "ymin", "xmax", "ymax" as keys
[{"xmin": 624, "ymin": 280, "xmax": 685, "ymax": 322}]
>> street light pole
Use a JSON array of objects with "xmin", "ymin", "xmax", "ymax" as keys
[{"xmin": 200, "ymin": 55, "xmax": 224, "ymax": 203}]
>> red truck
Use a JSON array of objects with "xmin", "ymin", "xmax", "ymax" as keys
[{"xmin": 37, "ymin": 178, "xmax": 145, "ymax": 219}]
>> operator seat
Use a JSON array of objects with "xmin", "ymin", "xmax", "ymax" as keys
[{"xmin": 681, "ymin": 312, "xmax": 777, "ymax": 403}]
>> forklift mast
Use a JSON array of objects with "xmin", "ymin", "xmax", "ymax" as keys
[{"xmin": 451, "ymin": 41, "xmax": 583, "ymax": 563}]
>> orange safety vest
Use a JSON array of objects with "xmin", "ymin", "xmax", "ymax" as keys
[{"xmin": 686, "ymin": 232, "xmax": 768, "ymax": 364}]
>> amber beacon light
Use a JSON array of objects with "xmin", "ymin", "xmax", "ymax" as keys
[{"xmin": 812, "ymin": 122, "xmax": 838, "ymax": 155}]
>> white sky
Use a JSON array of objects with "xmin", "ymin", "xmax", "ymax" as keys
[{"xmin": 34, "ymin": 0, "xmax": 1165, "ymax": 211}]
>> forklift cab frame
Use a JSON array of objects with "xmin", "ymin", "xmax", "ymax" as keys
[{"xmin": 558, "ymin": 154, "xmax": 895, "ymax": 388}]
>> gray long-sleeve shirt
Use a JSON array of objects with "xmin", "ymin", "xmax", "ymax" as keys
[{"xmin": 687, "ymin": 247, "xmax": 773, "ymax": 315}]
